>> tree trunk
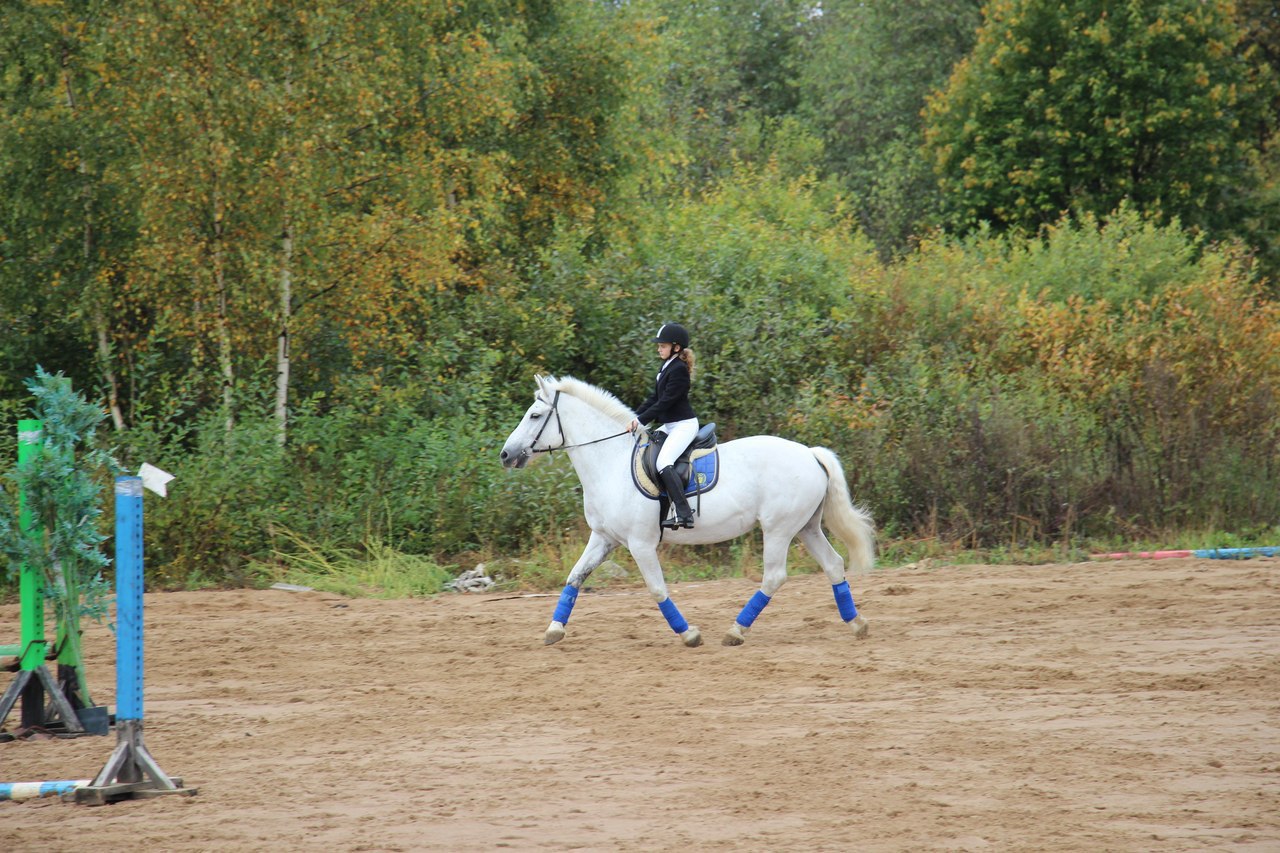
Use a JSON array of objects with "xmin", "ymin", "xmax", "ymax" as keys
[
  {"xmin": 64, "ymin": 45, "xmax": 125, "ymax": 431},
  {"xmin": 275, "ymin": 217, "xmax": 293, "ymax": 446},
  {"xmin": 215, "ymin": 184, "xmax": 234, "ymax": 432},
  {"xmin": 94, "ymin": 311, "xmax": 126, "ymax": 431}
]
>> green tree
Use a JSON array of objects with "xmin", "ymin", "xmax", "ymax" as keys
[
  {"xmin": 632, "ymin": 0, "xmax": 821, "ymax": 189},
  {"xmin": 0, "ymin": 2, "xmax": 134, "ymax": 426},
  {"xmin": 532, "ymin": 161, "xmax": 878, "ymax": 436},
  {"xmin": 91, "ymin": 0, "xmax": 654, "ymax": 440},
  {"xmin": 797, "ymin": 0, "xmax": 982, "ymax": 255},
  {"xmin": 1234, "ymin": 0, "xmax": 1280, "ymax": 283},
  {"xmin": 924, "ymin": 0, "xmax": 1276, "ymax": 238},
  {"xmin": 1236, "ymin": 0, "xmax": 1280, "ymax": 118},
  {"xmin": 0, "ymin": 369, "xmax": 116, "ymax": 705}
]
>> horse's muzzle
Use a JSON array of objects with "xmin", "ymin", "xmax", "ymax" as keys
[{"xmin": 500, "ymin": 447, "xmax": 531, "ymax": 469}]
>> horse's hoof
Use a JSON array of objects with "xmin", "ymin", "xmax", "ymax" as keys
[
  {"xmin": 849, "ymin": 616, "xmax": 869, "ymax": 639},
  {"xmin": 722, "ymin": 623, "xmax": 748, "ymax": 646},
  {"xmin": 544, "ymin": 622, "xmax": 566, "ymax": 645},
  {"xmin": 681, "ymin": 626, "xmax": 703, "ymax": 647}
]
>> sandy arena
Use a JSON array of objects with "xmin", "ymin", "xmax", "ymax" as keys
[{"xmin": 2, "ymin": 556, "xmax": 1277, "ymax": 851}]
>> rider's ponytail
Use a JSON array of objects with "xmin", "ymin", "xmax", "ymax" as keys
[{"xmin": 679, "ymin": 347, "xmax": 695, "ymax": 380}]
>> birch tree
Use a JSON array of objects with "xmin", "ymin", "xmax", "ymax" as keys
[{"xmin": 0, "ymin": 1, "xmax": 133, "ymax": 426}]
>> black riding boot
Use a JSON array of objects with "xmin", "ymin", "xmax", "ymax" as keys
[{"xmin": 659, "ymin": 466, "xmax": 695, "ymax": 529}]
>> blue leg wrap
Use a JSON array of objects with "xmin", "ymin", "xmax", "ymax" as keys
[
  {"xmin": 736, "ymin": 590, "xmax": 772, "ymax": 628},
  {"xmin": 552, "ymin": 584, "xmax": 579, "ymax": 624},
  {"xmin": 657, "ymin": 597, "xmax": 690, "ymax": 634},
  {"xmin": 832, "ymin": 581, "xmax": 858, "ymax": 622}
]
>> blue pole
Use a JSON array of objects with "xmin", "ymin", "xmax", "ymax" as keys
[
  {"xmin": 114, "ymin": 477, "xmax": 144, "ymax": 722},
  {"xmin": 1193, "ymin": 546, "xmax": 1280, "ymax": 559},
  {"xmin": 77, "ymin": 477, "xmax": 195, "ymax": 805},
  {"xmin": 0, "ymin": 779, "xmax": 90, "ymax": 801}
]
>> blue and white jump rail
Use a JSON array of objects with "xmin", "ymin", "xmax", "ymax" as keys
[
  {"xmin": 1092, "ymin": 546, "xmax": 1280, "ymax": 561},
  {"xmin": 0, "ymin": 779, "xmax": 90, "ymax": 802}
]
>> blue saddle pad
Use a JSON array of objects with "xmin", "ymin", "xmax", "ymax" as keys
[{"xmin": 631, "ymin": 443, "xmax": 719, "ymax": 500}]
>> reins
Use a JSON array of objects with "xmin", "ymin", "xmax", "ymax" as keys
[{"xmin": 529, "ymin": 389, "xmax": 632, "ymax": 456}]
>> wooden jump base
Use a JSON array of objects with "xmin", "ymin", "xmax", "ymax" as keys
[
  {"xmin": 0, "ymin": 665, "xmax": 86, "ymax": 737},
  {"xmin": 76, "ymin": 719, "xmax": 190, "ymax": 806}
]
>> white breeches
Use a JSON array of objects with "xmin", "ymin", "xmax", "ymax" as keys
[{"xmin": 656, "ymin": 418, "xmax": 699, "ymax": 470}]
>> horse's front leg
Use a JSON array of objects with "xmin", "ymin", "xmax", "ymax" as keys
[
  {"xmin": 631, "ymin": 546, "xmax": 702, "ymax": 648},
  {"xmin": 544, "ymin": 531, "xmax": 617, "ymax": 645}
]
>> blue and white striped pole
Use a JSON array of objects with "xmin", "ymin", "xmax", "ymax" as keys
[
  {"xmin": 1195, "ymin": 546, "xmax": 1280, "ymax": 559},
  {"xmin": 0, "ymin": 780, "xmax": 90, "ymax": 802}
]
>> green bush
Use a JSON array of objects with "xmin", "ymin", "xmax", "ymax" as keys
[
  {"xmin": 799, "ymin": 209, "xmax": 1280, "ymax": 549},
  {"xmin": 534, "ymin": 162, "xmax": 879, "ymax": 436},
  {"xmin": 113, "ymin": 382, "xmax": 591, "ymax": 586}
]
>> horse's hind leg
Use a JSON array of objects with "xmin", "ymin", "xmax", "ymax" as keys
[
  {"xmin": 545, "ymin": 531, "xmax": 617, "ymax": 645},
  {"xmin": 797, "ymin": 513, "xmax": 869, "ymax": 639},
  {"xmin": 723, "ymin": 529, "xmax": 793, "ymax": 646},
  {"xmin": 631, "ymin": 547, "xmax": 702, "ymax": 647}
]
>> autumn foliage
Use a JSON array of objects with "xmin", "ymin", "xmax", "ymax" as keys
[{"xmin": 2, "ymin": 2, "xmax": 1278, "ymax": 583}]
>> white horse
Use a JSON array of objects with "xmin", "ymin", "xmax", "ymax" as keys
[{"xmin": 499, "ymin": 375, "xmax": 875, "ymax": 647}]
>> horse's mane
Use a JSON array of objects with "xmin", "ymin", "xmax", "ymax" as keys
[{"xmin": 540, "ymin": 375, "xmax": 635, "ymax": 427}]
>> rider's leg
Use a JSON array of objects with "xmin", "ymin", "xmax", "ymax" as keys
[
  {"xmin": 655, "ymin": 418, "xmax": 699, "ymax": 529},
  {"xmin": 659, "ymin": 465, "xmax": 694, "ymax": 528}
]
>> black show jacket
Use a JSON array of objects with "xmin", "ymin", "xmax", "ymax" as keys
[{"xmin": 634, "ymin": 357, "xmax": 696, "ymax": 425}]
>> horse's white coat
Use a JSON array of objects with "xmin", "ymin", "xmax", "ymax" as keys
[{"xmin": 500, "ymin": 376, "xmax": 875, "ymax": 646}]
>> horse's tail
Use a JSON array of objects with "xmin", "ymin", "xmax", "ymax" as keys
[{"xmin": 810, "ymin": 446, "xmax": 876, "ymax": 573}]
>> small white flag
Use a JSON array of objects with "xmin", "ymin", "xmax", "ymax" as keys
[{"xmin": 138, "ymin": 463, "xmax": 175, "ymax": 497}]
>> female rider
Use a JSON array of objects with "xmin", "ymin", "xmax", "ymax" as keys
[{"xmin": 628, "ymin": 322, "xmax": 698, "ymax": 529}]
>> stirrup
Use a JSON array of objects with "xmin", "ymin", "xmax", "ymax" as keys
[{"xmin": 662, "ymin": 512, "xmax": 694, "ymax": 530}]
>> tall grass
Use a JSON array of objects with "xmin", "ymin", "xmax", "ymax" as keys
[{"xmin": 249, "ymin": 528, "xmax": 455, "ymax": 598}]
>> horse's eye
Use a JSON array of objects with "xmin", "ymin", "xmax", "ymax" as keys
[{"xmin": 530, "ymin": 413, "xmax": 542, "ymax": 420}]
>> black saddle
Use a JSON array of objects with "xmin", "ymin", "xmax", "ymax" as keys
[{"xmin": 640, "ymin": 422, "xmax": 718, "ymax": 491}]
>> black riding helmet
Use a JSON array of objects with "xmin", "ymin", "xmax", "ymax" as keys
[{"xmin": 652, "ymin": 322, "xmax": 690, "ymax": 349}]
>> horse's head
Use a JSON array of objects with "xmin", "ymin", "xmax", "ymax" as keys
[{"xmin": 500, "ymin": 375, "xmax": 560, "ymax": 469}]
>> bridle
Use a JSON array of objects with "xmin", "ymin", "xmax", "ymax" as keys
[{"xmin": 528, "ymin": 390, "xmax": 632, "ymax": 457}]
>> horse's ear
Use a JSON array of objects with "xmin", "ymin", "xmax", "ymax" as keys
[{"xmin": 534, "ymin": 374, "xmax": 548, "ymax": 395}]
